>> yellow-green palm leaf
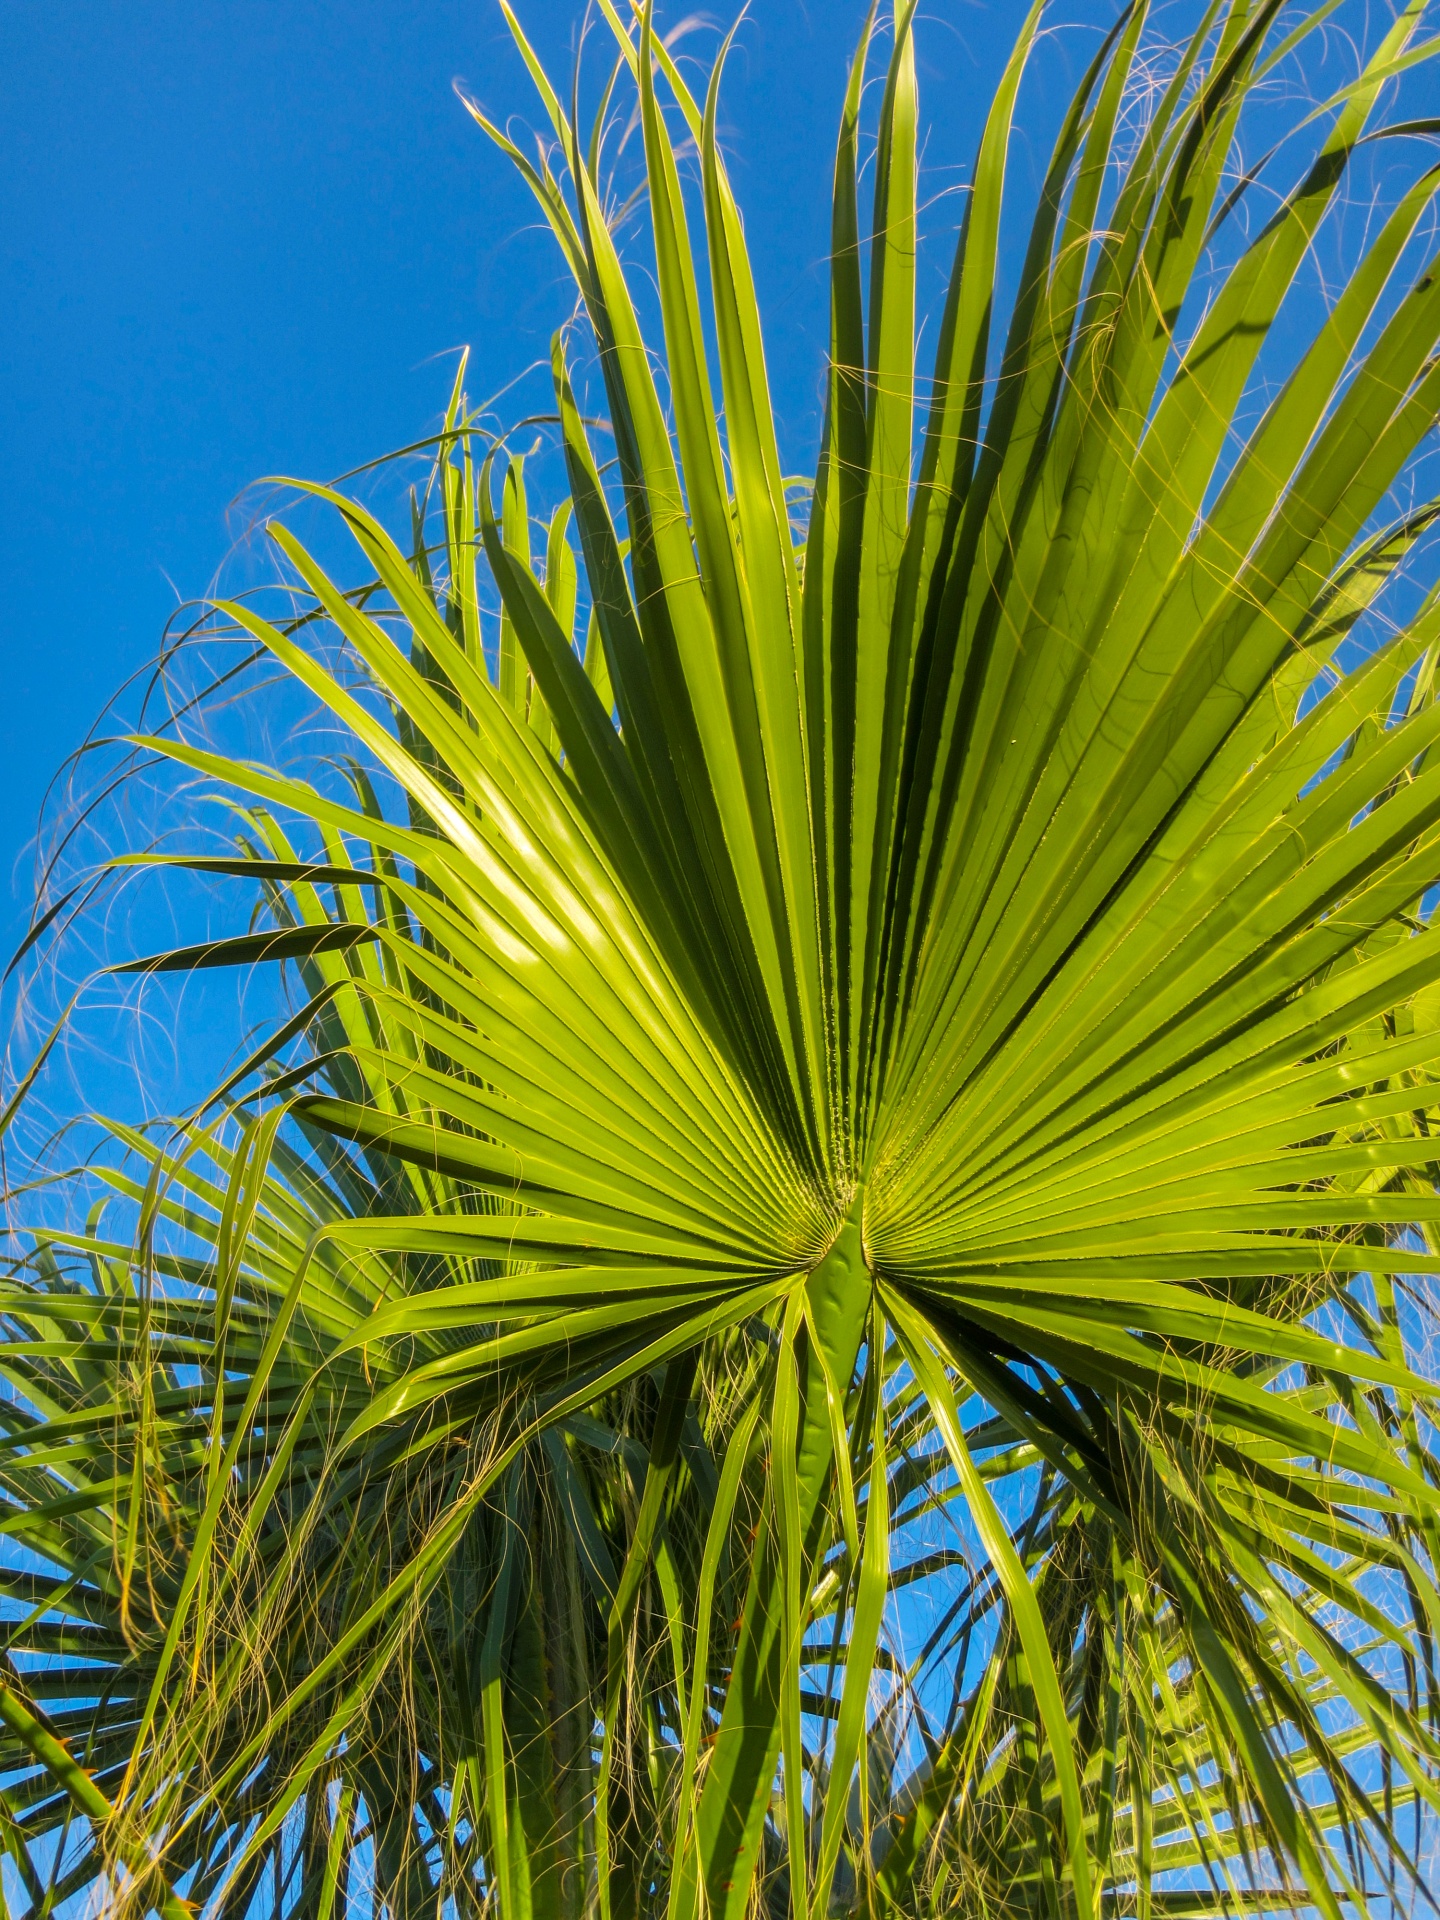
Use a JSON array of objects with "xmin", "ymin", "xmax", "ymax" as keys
[{"xmin": 4, "ymin": 5, "xmax": 1440, "ymax": 1919}]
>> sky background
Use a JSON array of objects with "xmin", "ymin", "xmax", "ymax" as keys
[
  {"xmin": 4, "ymin": 0, "xmax": 1435, "ymax": 1123},
  {"xmin": 4, "ymin": 12, "xmax": 1440, "ymax": 1908},
  {"xmin": 0, "ymin": 0, "xmax": 1048, "ymax": 964},
  {"xmin": 4, "ymin": 13, "xmax": 1440, "ymax": 1901}
]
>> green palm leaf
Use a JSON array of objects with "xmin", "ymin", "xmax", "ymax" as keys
[{"xmin": 5, "ymin": 4, "xmax": 1440, "ymax": 1918}]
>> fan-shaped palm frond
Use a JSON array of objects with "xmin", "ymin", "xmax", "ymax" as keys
[{"xmin": 5, "ymin": 4, "xmax": 1440, "ymax": 1918}]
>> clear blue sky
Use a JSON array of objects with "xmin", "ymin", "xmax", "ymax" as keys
[
  {"xmin": 0, "ymin": 0, "xmax": 1048, "ymax": 962},
  {"xmin": 3, "ymin": 0, "xmax": 1426, "ymax": 984}
]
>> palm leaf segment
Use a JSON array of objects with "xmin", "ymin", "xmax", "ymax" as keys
[{"xmin": 6, "ymin": 3, "xmax": 1440, "ymax": 1916}]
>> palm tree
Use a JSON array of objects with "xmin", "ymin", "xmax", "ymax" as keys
[{"xmin": 4, "ymin": 1, "xmax": 1440, "ymax": 1915}]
